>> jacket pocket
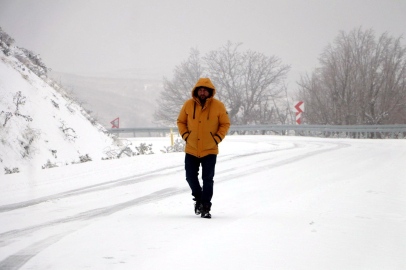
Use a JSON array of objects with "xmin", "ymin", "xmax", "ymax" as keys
[
  {"xmin": 210, "ymin": 132, "xmax": 218, "ymax": 145},
  {"xmin": 183, "ymin": 131, "xmax": 191, "ymax": 142}
]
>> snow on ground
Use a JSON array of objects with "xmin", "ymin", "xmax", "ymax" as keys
[{"xmin": 0, "ymin": 135, "xmax": 405, "ymax": 270}]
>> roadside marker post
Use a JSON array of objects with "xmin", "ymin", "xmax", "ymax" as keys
[
  {"xmin": 110, "ymin": 117, "xmax": 120, "ymax": 129},
  {"xmin": 294, "ymin": 101, "xmax": 304, "ymax": 125},
  {"xmin": 170, "ymin": 128, "xmax": 174, "ymax": 146},
  {"xmin": 294, "ymin": 102, "xmax": 304, "ymax": 136}
]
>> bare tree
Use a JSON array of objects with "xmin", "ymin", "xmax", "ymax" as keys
[
  {"xmin": 155, "ymin": 42, "xmax": 290, "ymax": 125},
  {"xmin": 154, "ymin": 48, "xmax": 205, "ymax": 125},
  {"xmin": 271, "ymin": 83, "xmax": 295, "ymax": 125},
  {"xmin": 204, "ymin": 41, "xmax": 290, "ymax": 124},
  {"xmin": 204, "ymin": 41, "xmax": 245, "ymax": 123},
  {"xmin": 240, "ymin": 50, "xmax": 290, "ymax": 124},
  {"xmin": 298, "ymin": 28, "xmax": 406, "ymax": 125}
]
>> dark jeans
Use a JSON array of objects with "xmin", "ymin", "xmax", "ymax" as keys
[{"xmin": 185, "ymin": 153, "xmax": 217, "ymax": 207}]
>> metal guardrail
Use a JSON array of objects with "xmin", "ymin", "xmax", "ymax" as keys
[{"xmin": 108, "ymin": 125, "xmax": 406, "ymax": 139}]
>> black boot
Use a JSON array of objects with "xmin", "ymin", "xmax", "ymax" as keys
[
  {"xmin": 193, "ymin": 197, "xmax": 202, "ymax": 215},
  {"xmin": 201, "ymin": 204, "xmax": 211, "ymax": 219}
]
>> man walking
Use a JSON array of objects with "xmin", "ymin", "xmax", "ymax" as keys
[{"xmin": 177, "ymin": 78, "xmax": 230, "ymax": 218}]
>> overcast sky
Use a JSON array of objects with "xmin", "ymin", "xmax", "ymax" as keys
[{"xmin": 1, "ymin": 0, "xmax": 405, "ymax": 88}]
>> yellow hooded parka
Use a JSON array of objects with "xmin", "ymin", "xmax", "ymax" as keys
[{"xmin": 177, "ymin": 78, "xmax": 231, "ymax": 158}]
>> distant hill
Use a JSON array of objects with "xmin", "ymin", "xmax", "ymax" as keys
[{"xmin": 49, "ymin": 71, "xmax": 163, "ymax": 128}]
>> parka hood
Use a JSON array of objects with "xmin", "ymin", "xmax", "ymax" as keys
[{"xmin": 192, "ymin": 78, "xmax": 216, "ymax": 98}]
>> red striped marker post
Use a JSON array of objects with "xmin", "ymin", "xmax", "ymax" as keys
[{"xmin": 294, "ymin": 101, "xmax": 304, "ymax": 125}]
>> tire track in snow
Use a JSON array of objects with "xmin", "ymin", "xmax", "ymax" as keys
[
  {"xmin": 0, "ymin": 141, "xmax": 347, "ymax": 245},
  {"xmin": 0, "ymin": 188, "xmax": 188, "ymax": 269},
  {"xmin": 0, "ymin": 142, "xmax": 301, "ymax": 213},
  {"xmin": 0, "ymin": 166, "xmax": 183, "ymax": 213},
  {"xmin": 0, "ymin": 188, "xmax": 185, "ymax": 247},
  {"xmin": 0, "ymin": 233, "xmax": 69, "ymax": 270},
  {"xmin": 0, "ymin": 140, "xmax": 350, "ymax": 270},
  {"xmin": 216, "ymin": 141, "xmax": 350, "ymax": 183}
]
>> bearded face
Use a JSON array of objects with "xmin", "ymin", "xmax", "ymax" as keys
[{"xmin": 197, "ymin": 87, "xmax": 210, "ymax": 102}]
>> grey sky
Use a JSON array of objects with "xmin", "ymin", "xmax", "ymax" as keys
[{"xmin": 1, "ymin": 0, "xmax": 405, "ymax": 87}]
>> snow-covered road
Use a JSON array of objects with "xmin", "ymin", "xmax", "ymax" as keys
[{"xmin": 1, "ymin": 136, "xmax": 405, "ymax": 269}]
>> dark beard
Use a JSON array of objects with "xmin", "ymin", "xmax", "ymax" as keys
[{"xmin": 198, "ymin": 95, "xmax": 207, "ymax": 105}]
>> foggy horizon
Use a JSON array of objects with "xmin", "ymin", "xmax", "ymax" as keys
[{"xmin": 1, "ymin": 0, "xmax": 405, "ymax": 88}]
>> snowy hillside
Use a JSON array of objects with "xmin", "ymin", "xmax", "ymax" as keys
[
  {"xmin": 0, "ymin": 136, "xmax": 405, "ymax": 269},
  {"xmin": 0, "ymin": 46, "xmax": 118, "ymax": 175}
]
